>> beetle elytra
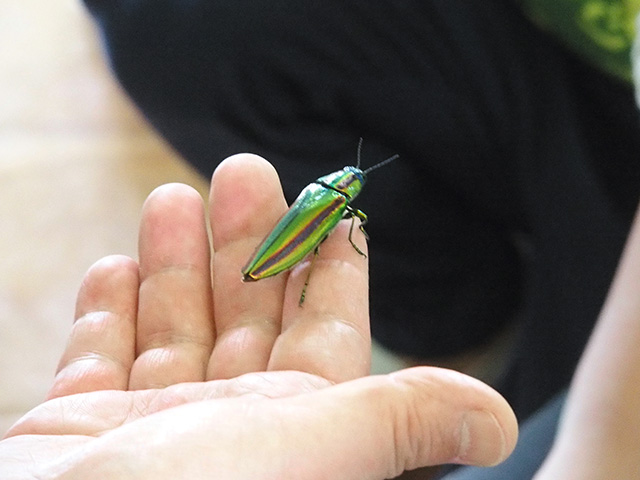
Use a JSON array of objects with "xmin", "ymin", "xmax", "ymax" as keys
[{"xmin": 242, "ymin": 140, "xmax": 398, "ymax": 305}]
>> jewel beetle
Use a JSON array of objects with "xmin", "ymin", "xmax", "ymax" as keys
[{"xmin": 242, "ymin": 140, "xmax": 398, "ymax": 305}]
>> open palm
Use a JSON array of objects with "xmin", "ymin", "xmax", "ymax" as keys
[{"xmin": 1, "ymin": 155, "xmax": 516, "ymax": 480}]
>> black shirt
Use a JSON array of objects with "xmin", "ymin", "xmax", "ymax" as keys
[{"xmin": 84, "ymin": 0, "xmax": 640, "ymax": 420}]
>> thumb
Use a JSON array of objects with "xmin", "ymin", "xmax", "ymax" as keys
[
  {"xmin": 63, "ymin": 367, "xmax": 517, "ymax": 480},
  {"xmin": 90, "ymin": 366, "xmax": 517, "ymax": 479},
  {"xmin": 275, "ymin": 366, "xmax": 519, "ymax": 478}
]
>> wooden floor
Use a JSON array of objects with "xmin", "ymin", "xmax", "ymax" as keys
[{"xmin": 0, "ymin": 0, "xmax": 209, "ymax": 435}]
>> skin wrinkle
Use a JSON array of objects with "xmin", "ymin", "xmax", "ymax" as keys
[
  {"xmin": 130, "ymin": 373, "xmax": 333, "ymax": 421},
  {"xmin": 70, "ymin": 391, "xmax": 144, "ymax": 436},
  {"xmin": 123, "ymin": 393, "xmax": 152, "ymax": 429},
  {"xmin": 270, "ymin": 317, "xmax": 370, "ymax": 381},
  {"xmin": 58, "ymin": 354, "xmax": 128, "ymax": 386},
  {"xmin": 59, "ymin": 312, "xmax": 132, "ymax": 376},
  {"xmin": 215, "ymin": 313, "xmax": 283, "ymax": 338},
  {"xmin": 8, "ymin": 371, "xmax": 331, "ymax": 439},
  {"xmin": 287, "ymin": 251, "xmax": 368, "ymax": 306},
  {"xmin": 61, "ymin": 393, "xmax": 131, "ymax": 437},
  {"xmin": 387, "ymin": 385, "xmax": 411, "ymax": 477},
  {"xmin": 384, "ymin": 372, "xmax": 438, "ymax": 474},
  {"xmin": 276, "ymin": 243, "xmax": 370, "ymax": 379},
  {"xmin": 287, "ymin": 312, "xmax": 369, "ymax": 351},
  {"xmin": 217, "ymin": 374, "xmax": 314, "ymax": 400},
  {"xmin": 132, "ymin": 349, "xmax": 208, "ymax": 389},
  {"xmin": 139, "ymin": 261, "xmax": 209, "ymax": 282},
  {"xmin": 403, "ymin": 386, "xmax": 433, "ymax": 472},
  {"xmin": 137, "ymin": 331, "xmax": 213, "ymax": 354},
  {"xmin": 74, "ymin": 256, "xmax": 139, "ymax": 317},
  {"xmin": 242, "ymin": 371, "xmax": 332, "ymax": 394},
  {"xmin": 288, "ymin": 256, "xmax": 368, "ymax": 313},
  {"xmin": 299, "ymin": 254, "xmax": 368, "ymax": 283},
  {"xmin": 136, "ymin": 282, "xmax": 213, "ymax": 350},
  {"xmin": 98, "ymin": 393, "xmax": 133, "ymax": 435}
]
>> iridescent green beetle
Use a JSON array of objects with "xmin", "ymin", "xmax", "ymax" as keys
[{"xmin": 242, "ymin": 140, "xmax": 398, "ymax": 305}]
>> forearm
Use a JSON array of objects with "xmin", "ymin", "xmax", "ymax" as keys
[{"xmin": 537, "ymin": 207, "xmax": 640, "ymax": 477}]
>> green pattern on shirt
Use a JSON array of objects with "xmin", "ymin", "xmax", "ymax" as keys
[{"xmin": 518, "ymin": 0, "xmax": 639, "ymax": 82}]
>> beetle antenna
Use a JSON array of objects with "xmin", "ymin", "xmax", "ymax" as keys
[
  {"xmin": 363, "ymin": 153, "xmax": 399, "ymax": 175},
  {"xmin": 356, "ymin": 137, "xmax": 364, "ymax": 169}
]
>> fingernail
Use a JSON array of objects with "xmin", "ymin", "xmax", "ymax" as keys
[{"xmin": 456, "ymin": 410, "xmax": 507, "ymax": 466}]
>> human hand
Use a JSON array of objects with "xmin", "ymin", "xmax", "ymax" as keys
[{"xmin": 1, "ymin": 154, "xmax": 517, "ymax": 479}]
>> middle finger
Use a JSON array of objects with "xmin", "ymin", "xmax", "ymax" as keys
[
  {"xmin": 207, "ymin": 154, "xmax": 289, "ymax": 379},
  {"xmin": 129, "ymin": 184, "xmax": 215, "ymax": 389}
]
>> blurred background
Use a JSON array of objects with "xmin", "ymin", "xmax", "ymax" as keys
[{"xmin": 0, "ymin": 0, "xmax": 209, "ymax": 435}]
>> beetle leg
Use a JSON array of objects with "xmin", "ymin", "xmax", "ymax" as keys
[
  {"xmin": 299, "ymin": 245, "xmax": 321, "ymax": 306},
  {"xmin": 346, "ymin": 207, "xmax": 368, "ymax": 258},
  {"xmin": 355, "ymin": 209, "xmax": 369, "ymax": 239}
]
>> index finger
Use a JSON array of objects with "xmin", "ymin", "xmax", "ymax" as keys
[{"xmin": 267, "ymin": 219, "xmax": 371, "ymax": 382}]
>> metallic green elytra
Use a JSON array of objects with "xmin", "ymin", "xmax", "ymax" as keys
[{"xmin": 242, "ymin": 141, "xmax": 398, "ymax": 305}]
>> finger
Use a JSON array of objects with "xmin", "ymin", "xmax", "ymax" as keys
[
  {"xmin": 47, "ymin": 255, "xmax": 138, "ymax": 400},
  {"xmin": 267, "ymin": 219, "xmax": 370, "ymax": 382},
  {"xmin": 130, "ymin": 184, "xmax": 214, "ymax": 389},
  {"xmin": 207, "ymin": 154, "xmax": 289, "ymax": 379}
]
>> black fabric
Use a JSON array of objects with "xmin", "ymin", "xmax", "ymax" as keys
[{"xmin": 83, "ymin": 0, "xmax": 640, "ymax": 421}]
